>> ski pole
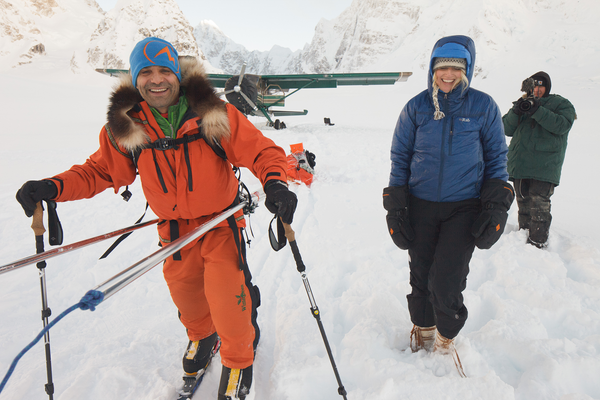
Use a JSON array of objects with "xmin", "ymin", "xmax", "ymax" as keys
[
  {"xmin": 93, "ymin": 191, "xmax": 260, "ymax": 301},
  {"xmin": 31, "ymin": 203, "xmax": 54, "ymax": 400},
  {"xmin": 1, "ymin": 192, "xmax": 260, "ymax": 396},
  {"xmin": 0, "ymin": 219, "xmax": 159, "ymax": 276},
  {"xmin": 282, "ymin": 222, "xmax": 348, "ymax": 400}
]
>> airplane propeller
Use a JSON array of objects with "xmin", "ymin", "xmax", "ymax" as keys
[{"xmin": 222, "ymin": 63, "xmax": 259, "ymax": 115}]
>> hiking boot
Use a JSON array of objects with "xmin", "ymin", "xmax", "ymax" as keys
[
  {"xmin": 409, "ymin": 325, "xmax": 436, "ymax": 352},
  {"xmin": 433, "ymin": 331, "xmax": 455, "ymax": 354},
  {"xmin": 218, "ymin": 364, "xmax": 253, "ymax": 400},
  {"xmin": 433, "ymin": 331, "xmax": 466, "ymax": 377},
  {"xmin": 182, "ymin": 332, "xmax": 220, "ymax": 374}
]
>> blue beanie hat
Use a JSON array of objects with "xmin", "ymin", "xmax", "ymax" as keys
[{"xmin": 129, "ymin": 37, "xmax": 181, "ymax": 86}]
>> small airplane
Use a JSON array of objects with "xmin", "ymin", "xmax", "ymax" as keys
[{"xmin": 96, "ymin": 63, "xmax": 412, "ymax": 129}]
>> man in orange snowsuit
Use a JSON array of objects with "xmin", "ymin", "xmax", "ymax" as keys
[{"xmin": 16, "ymin": 37, "xmax": 297, "ymax": 400}]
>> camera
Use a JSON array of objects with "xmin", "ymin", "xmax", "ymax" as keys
[{"xmin": 518, "ymin": 78, "xmax": 543, "ymax": 112}]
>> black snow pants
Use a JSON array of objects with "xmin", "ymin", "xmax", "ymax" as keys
[
  {"xmin": 406, "ymin": 195, "xmax": 480, "ymax": 340},
  {"xmin": 514, "ymin": 178, "xmax": 555, "ymax": 245}
]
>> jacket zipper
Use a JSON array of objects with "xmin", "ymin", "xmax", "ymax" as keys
[
  {"xmin": 437, "ymin": 94, "xmax": 448, "ymax": 202},
  {"xmin": 449, "ymin": 118, "xmax": 455, "ymax": 155}
]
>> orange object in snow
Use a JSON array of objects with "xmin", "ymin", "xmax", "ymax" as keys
[{"xmin": 287, "ymin": 143, "xmax": 315, "ymax": 186}]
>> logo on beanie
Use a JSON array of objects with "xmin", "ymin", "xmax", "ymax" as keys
[
  {"xmin": 143, "ymin": 42, "xmax": 179, "ymax": 73},
  {"xmin": 130, "ymin": 37, "xmax": 182, "ymax": 85}
]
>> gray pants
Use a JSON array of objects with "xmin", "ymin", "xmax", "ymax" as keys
[{"xmin": 514, "ymin": 179, "xmax": 555, "ymax": 245}]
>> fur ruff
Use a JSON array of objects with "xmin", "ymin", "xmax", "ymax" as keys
[{"xmin": 107, "ymin": 57, "xmax": 230, "ymax": 152}]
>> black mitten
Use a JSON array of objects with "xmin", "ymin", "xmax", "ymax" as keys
[
  {"xmin": 471, "ymin": 179, "xmax": 514, "ymax": 249},
  {"xmin": 16, "ymin": 180, "xmax": 58, "ymax": 217},
  {"xmin": 383, "ymin": 185, "xmax": 415, "ymax": 250},
  {"xmin": 264, "ymin": 180, "xmax": 298, "ymax": 224}
]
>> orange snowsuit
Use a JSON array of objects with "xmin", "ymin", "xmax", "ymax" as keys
[{"xmin": 47, "ymin": 59, "xmax": 287, "ymax": 369}]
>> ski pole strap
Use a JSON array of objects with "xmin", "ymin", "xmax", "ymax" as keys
[
  {"xmin": 0, "ymin": 290, "xmax": 104, "ymax": 395},
  {"xmin": 45, "ymin": 200, "xmax": 63, "ymax": 246},
  {"xmin": 268, "ymin": 215, "xmax": 287, "ymax": 251},
  {"xmin": 99, "ymin": 202, "xmax": 149, "ymax": 260}
]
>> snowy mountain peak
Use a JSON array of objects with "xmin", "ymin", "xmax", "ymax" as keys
[
  {"xmin": 194, "ymin": 20, "xmax": 302, "ymax": 75},
  {"xmin": 301, "ymin": 0, "xmax": 421, "ymax": 73},
  {"xmin": 87, "ymin": 0, "xmax": 203, "ymax": 70},
  {"xmin": 0, "ymin": 0, "xmax": 103, "ymax": 68},
  {"xmin": 30, "ymin": 0, "xmax": 59, "ymax": 17},
  {"xmin": 299, "ymin": 0, "xmax": 597, "ymax": 76}
]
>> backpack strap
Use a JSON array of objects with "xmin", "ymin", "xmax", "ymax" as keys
[{"xmin": 102, "ymin": 123, "xmax": 229, "ymax": 259}]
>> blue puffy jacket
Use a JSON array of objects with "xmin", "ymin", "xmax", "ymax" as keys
[{"xmin": 389, "ymin": 35, "xmax": 508, "ymax": 202}]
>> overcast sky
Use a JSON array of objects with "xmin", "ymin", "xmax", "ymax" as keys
[{"xmin": 94, "ymin": 0, "xmax": 354, "ymax": 51}]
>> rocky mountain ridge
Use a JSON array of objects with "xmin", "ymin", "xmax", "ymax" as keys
[
  {"xmin": 0, "ymin": 0, "xmax": 596, "ymax": 77},
  {"xmin": 87, "ymin": 0, "xmax": 202, "ymax": 70}
]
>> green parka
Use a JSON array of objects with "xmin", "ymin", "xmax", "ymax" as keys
[{"xmin": 503, "ymin": 94, "xmax": 576, "ymax": 186}]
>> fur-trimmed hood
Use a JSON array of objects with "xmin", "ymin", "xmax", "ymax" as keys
[{"xmin": 106, "ymin": 56, "xmax": 230, "ymax": 152}]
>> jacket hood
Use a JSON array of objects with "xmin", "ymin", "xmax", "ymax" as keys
[
  {"xmin": 530, "ymin": 71, "xmax": 551, "ymax": 97},
  {"xmin": 106, "ymin": 56, "xmax": 230, "ymax": 152},
  {"xmin": 428, "ymin": 35, "xmax": 476, "ymax": 92}
]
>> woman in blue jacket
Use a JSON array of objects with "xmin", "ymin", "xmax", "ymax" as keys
[{"xmin": 383, "ymin": 35, "xmax": 514, "ymax": 371}]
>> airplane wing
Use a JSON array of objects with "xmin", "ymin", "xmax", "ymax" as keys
[
  {"xmin": 95, "ymin": 68, "xmax": 412, "ymax": 128},
  {"xmin": 96, "ymin": 69, "xmax": 412, "ymax": 89},
  {"xmin": 207, "ymin": 72, "xmax": 412, "ymax": 89}
]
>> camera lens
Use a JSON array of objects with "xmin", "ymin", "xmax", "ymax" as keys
[{"xmin": 519, "ymin": 99, "xmax": 533, "ymax": 112}]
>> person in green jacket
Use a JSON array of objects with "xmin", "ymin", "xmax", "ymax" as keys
[{"xmin": 503, "ymin": 71, "xmax": 576, "ymax": 248}]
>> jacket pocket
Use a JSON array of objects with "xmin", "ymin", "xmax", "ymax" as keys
[
  {"xmin": 449, "ymin": 116, "xmax": 483, "ymax": 156},
  {"xmin": 534, "ymin": 135, "xmax": 560, "ymax": 152}
]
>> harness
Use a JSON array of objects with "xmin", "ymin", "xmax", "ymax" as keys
[{"xmin": 104, "ymin": 118, "xmax": 251, "ymax": 269}]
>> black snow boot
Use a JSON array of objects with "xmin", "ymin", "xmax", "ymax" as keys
[
  {"xmin": 182, "ymin": 332, "xmax": 220, "ymax": 374},
  {"xmin": 218, "ymin": 364, "xmax": 253, "ymax": 400}
]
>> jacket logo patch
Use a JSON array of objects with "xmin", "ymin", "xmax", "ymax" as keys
[{"xmin": 459, "ymin": 118, "xmax": 471, "ymax": 122}]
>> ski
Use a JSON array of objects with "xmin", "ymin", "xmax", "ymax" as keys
[
  {"xmin": 176, "ymin": 337, "xmax": 221, "ymax": 400},
  {"xmin": 176, "ymin": 370, "xmax": 207, "ymax": 400}
]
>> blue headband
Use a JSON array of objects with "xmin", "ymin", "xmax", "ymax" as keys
[{"xmin": 129, "ymin": 37, "xmax": 181, "ymax": 86}]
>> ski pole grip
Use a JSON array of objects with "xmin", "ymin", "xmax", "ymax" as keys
[
  {"xmin": 31, "ymin": 202, "xmax": 46, "ymax": 237},
  {"xmin": 282, "ymin": 222, "xmax": 306, "ymax": 273},
  {"xmin": 282, "ymin": 222, "xmax": 295, "ymax": 242}
]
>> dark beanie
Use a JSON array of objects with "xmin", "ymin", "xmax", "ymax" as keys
[{"xmin": 530, "ymin": 71, "xmax": 551, "ymax": 97}]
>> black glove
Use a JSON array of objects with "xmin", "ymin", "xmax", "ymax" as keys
[
  {"xmin": 512, "ymin": 98, "xmax": 526, "ymax": 116},
  {"xmin": 471, "ymin": 179, "xmax": 514, "ymax": 249},
  {"xmin": 383, "ymin": 185, "xmax": 415, "ymax": 250},
  {"xmin": 264, "ymin": 180, "xmax": 297, "ymax": 224},
  {"xmin": 16, "ymin": 180, "xmax": 58, "ymax": 217},
  {"xmin": 305, "ymin": 150, "xmax": 316, "ymax": 169},
  {"xmin": 524, "ymin": 97, "xmax": 540, "ymax": 115}
]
